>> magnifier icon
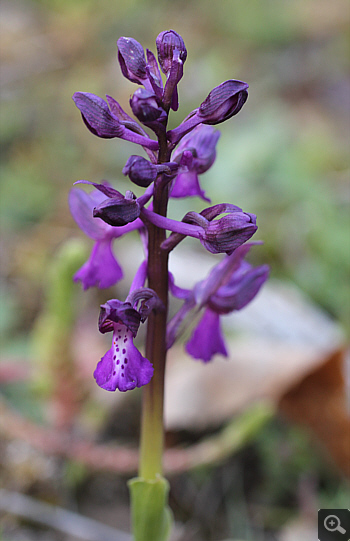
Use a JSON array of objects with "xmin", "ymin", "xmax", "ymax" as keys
[{"xmin": 324, "ymin": 514, "xmax": 346, "ymax": 534}]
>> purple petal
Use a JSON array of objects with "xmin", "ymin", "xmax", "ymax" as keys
[
  {"xmin": 126, "ymin": 287, "xmax": 164, "ymax": 322},
  {"xmin": 174, "ymin": 124, "xmax": 220, "ymax": 173},
  {"xmin": 70, "ymin": 186, "xmax": 144, "ymax": 240},
  {"xmin": 74, "ymin": 239, "xmax": 123, "ymax": 290},
  {"xmin": 168, "ymin": 272, "xmax": 191, "ymax": 300},
  {"xmin": 123, "ymin": 155, "xmax": 158, "ymax": 187},
  {"xmin": 170, "ymin": 170, "xmax": 210, "ymax": 202},
  {"xmin": 146, "ymin": 49, "xmax": 163, "ymax": 99},
  {"xmin": 194, "ymin": 244, "xmax": 253, "ymax": 306},
  {"xmin": 129, "ymin": 260, "xmax": 148, "ymax": 292},
  {"xmin": 209, "ymin": 264, "xmax": 270, "ymax": 313},
  {"xmin": 163, "ymin": 49, "xmax": 184, "ymax": 111},
  {"xmin": 69, "ymin": 188, "xmax": 109, "ymax": 240},
  {"xmin": 94, "ymin": 325, "xmax": 153, "ymax": 392},
  {"xmin": 74, "ymin": 180, "xmax": 123, "ymax": 199},
  {"xmin": 130, "ymin": 88, "xmax": 165, "ymax": 123},
  {"xmin": 186, "ymin": 308, "xmax": 228, "ymax": 363},
  {"xmin": 73, "ymin": 92, "xmax": 159, "ymax": 150}
]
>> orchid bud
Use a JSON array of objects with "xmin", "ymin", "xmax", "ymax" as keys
[
  {"xmin": 93, "ymin": 191, "xmax": 140, "ymax": 226},
  {"xmin": 201, "ymin": 211, "xmax": 257, "ymax": 254},
  {"xmin": 167, "ymin": 80, "xmax": 249, "ymax": 144},
  {"xmin": 123, "ymin": 155, "xmax": 158, "ymax": 187},
  {"xmin": 117, "ymin": 37, "xmax": 147, "ymax": 85},
  {"xmin": 126, "ymin": 287, "xmax": 164, "ymax": 322},
  {"xmin": 130, "ymin": 88, "xmax": 165, "ymax": 123},
  {"xmin": 73, "ymin": 92, "xmax": 159, "ymax": 150},
  {"xmin": 156, "ymin": 30, "xmax": 187, "ymax": 75},
  {"xmin": 198, "ymin": 80, "xmax": 248, "ymax": 125},
  {"xmin": 73, "ymin": 92, "xmax": 124, "ymax": 139}
]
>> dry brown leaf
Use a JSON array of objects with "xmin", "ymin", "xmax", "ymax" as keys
[
  {"xmin": 164, "ymin": 279, "xmax": 345, "ymax": 431},
  {"xmin": 279, "ymin": 348, "xmax": 350, "ymax": 477}
]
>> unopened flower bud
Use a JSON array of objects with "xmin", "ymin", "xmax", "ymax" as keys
[
  {"xmin": 201, "ymin": 210, "xmax": 257, "ymax": 254},
  {"xmin": 73, "ymin": 92, "xmax": 159, "ymax": 149},
  {"xmin": 123, "ymin": 155, "xmax": 158, "ymax": 187},
  {"xmin": 156, "ymin": 30, "xmax": 187, "ymax": 74},
  {"xmin": 117, "ymin": 37, "xmax": 147, "ymax": 85},
  {"xmin": 198, "ymin": 80, "xmax": 248, "ymax": 125},
  {"xmin": 73, "ymin": 92, "xmax": 124, "ymax": 139},
  {"xmin": 93, "ymin": 191, "xmax": 140, "ymax": 226},
  {"xmin": 130, "ymin": 88, "xmax": 165, "ymax": 123},
  {"xmin": 167, "ymin": 80, "xmax": 249, "ymax": 144}
]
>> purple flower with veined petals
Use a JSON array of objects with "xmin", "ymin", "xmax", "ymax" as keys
[
  {"xmin": 207, "ymin": 260, "xmax": 269, "ymax": 313},
  {"xmin": 166, "ymin": 244, "xmax": 269, "ymax": 362},
  {"xmin": 95, "ymin": 335, "xmax": 153, "ymax": 392},
  {"xmin": 74, "ymin": 238, "xmax": 123, "ymax": 290},
  {"xmin": 94, "ymin": 290, "xmax": 162, "ymax": 392},
  {"xmin": 185, "ymin": 308, "xmax": 228, "ymax": 362},
  {"xmin": 69, "ymin": 186, "xmax": 142, "ymax": 290},
  {"xmin": 171, "ymin": 125, "xmax": 220, "ymax": 201},
  {"xmin": 185, "ymin": 246, "xmax": 269, "ymax": 362}
]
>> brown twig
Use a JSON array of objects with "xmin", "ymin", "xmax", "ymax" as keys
[
  {"xmin": 0, "ymin": 398, "xmax": 273, "ymax": 475},
  {"xmin": 0, "ymin": 488, "xmax": 132, "ymax": 541}
]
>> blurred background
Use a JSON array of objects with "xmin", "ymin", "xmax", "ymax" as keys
[{"xmin": 1, "ymin": 1, "xmax": 349, "ymax": 540}]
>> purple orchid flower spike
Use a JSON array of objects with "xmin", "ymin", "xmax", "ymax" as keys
[
  {"xmin": 94, "ymin": 288, "xmax": 163, "ymax": 392},
  {"xmin": 167, "ymin": 79, "xmax": 248, "ymax": 144},
  {"xmin": 171, "ymin": 125, "xmax": 221, "ymax": 201},
  {"xmin": 70, "ymin": 32, "xmax": 270, "ymax": 536},
  {"xmin": 69, "ymin": 185, "xmax": 143, "ymax": 290},
  {"xmin": 72, "ymin": 92, "xmax": 159, "ymax": 150}
]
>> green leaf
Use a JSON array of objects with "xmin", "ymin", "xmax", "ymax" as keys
[{"xmin": 128, "ymin": 475, "xmax": 173, "ymax": 541}]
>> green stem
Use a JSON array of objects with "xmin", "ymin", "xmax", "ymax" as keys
[{"xmin": 139, "ymin": 133, "xmax": 170, "ymax": 479}]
